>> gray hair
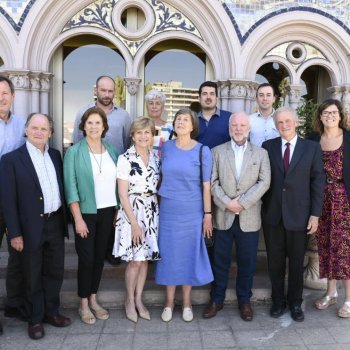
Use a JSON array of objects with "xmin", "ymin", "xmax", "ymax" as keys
[
  {"xmin": 25, "ymin": 113, "xmax": 54, "ymax": 134},
  {"xmin": 145, "ymin": 89, "xmax": 166, "ymax": 104},
  {"xmin": 274, "ymin": 106, "xmax": 298, "ymax": 126}
]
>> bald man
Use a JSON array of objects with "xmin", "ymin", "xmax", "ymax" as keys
[{"xmin": 203, "ymin": 112, "xmax": 271, "ymax": 321}]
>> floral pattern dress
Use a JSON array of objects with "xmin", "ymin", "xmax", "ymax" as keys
[
  {"xmin": 113, "ymin": 145, "xmax": 161, "ymax": 262},
  {"xmin": 317, "ymin": 145, "xmax": 350, "ymax": 279}
]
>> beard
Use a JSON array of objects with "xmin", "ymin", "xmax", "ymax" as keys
[{"xmin": 97, "ymin": 96, "xmax": 113, "ymax": 107}]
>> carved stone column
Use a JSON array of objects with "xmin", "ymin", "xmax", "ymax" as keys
[
  {"xmin": 39, "ymin": 72, "xmax": 53, "ymax": 115},
  {"xmin": 30, "ymin": 72, "xmax": 41, "ymax": 113},
  {"xmin": 245, "ymin": 81, "xmax": 259, "ymax": 113},
  {"xmin": 304, "ymin": 234, "xmax": 327, "ymax": 290},
  {"xmin": 226, "ymin": 80, "xmax": 259, "ymax": 113},
  {"xmin": 341, "ymin": 85, "xmax": 350, "ymax": 123},
  {"xmin": 7, "ymin": 70, "xmax": 31, "ymax": 118},
  {"xmin": 327, "ymin": 85, "xmax": 343, "ymax": 101},
  {"xmin": 286, "ymin": 84, "xmax": 303, "ymax": 110},
  {"xmin": 217, "ymin": 80, "xmax": 230, "ymax": 111},
  {"xmin": 124, "ymin": 77, "xmax": 141, "ymax": 119}
]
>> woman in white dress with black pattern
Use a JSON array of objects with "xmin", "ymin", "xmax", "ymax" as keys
[{"xmin": 113, "ymin": 117, "xmax": 160, "ymax": 323}]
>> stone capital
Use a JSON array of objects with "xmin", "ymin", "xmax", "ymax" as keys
[
  {"xmin": 124, "ymin": 77, "xmax": 142, "ymax": 96},
  {"xmin": 6, "ymin": 70, "xmax": 31, "ymax": 90},
  {"xmin": 39, "ymin": 72, "xmax": 53, "ymax": 92}
]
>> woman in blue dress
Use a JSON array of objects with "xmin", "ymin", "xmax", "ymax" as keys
[{"xmin": 155, "ymin": 108, "xmax": 213, "ymax": 322}]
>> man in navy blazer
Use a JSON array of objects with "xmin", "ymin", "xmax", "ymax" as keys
[
  {"xmin": 262, "ymin": 107, "xmax": 325, "ymax": 322},
  {"xmin": 0, "ymin": 113, "xmax": 70, "ymax": 339}
]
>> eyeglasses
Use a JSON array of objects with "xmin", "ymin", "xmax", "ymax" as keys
[{"xmin": 321, "ymin": 110, "xmax": 339, "ymax": 117}]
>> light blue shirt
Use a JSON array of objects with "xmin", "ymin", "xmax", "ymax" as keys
[
  {"xmin": 73, "ymin": 102, "xmax": 132, "ymax": 154},
  {"xmin": 249, "ymin": 110, "xmax": 279, "ymax": 147},
  {"xmin": 26, "ymin": 141, "xmax": 61, "ymax": 213},
  {"xmin": 0, "ymin": 113, "xmax": 25, "ymax": 158}
]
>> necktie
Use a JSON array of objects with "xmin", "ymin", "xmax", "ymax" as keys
[{"xmin": 283, "ymin": 142, "xmax": 290, "ymax": 174}]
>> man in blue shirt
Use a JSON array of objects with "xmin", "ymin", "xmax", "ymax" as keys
[
  {"xmin": 197, "ymin": 81, "xmax": 232, "ymax": 149},
  {"xmin": 0, "ymin": 75, "xmax": 26, "ymax": 334}
]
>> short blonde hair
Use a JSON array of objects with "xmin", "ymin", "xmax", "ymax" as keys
[{"xmin": 130, "ymin": 117, "xmax": 156, "ymax": 137}]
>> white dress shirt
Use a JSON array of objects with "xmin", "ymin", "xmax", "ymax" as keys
[
  {"xmin": 281, "ymin": 134, "xmax": 298, "ymax": 163},
  {"xmin": 231, "ymin": 139, "xmax": 247, "ymax": 180},
  {"xmin": 26, "ymin": 141, "xmax": 61, "ymax": 213}
]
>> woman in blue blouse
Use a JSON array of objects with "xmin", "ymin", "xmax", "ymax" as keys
[{"xmin": 155, "ymin": 108, "xmax": 213, "ymax": 322}]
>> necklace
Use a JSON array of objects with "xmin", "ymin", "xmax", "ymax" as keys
[{"xmin": 87, "ymin": 142, "xmax": 103, "ymax": 174}]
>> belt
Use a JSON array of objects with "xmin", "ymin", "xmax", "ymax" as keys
[
  {"xmin": 131, "ymin": 192, "xmax": 156, "ymax": 197},
  {"xmin": 43, "ymin": 207, "xmax": 62, "ymax": 219},
  {"xmin": 326, "ymin": 176, "xmax": 343, "ymax": 184}
]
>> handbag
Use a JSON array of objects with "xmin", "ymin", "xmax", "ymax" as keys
[{"xmin": 199, "ymin": 145, "xmax": 214, "ymax": 248}]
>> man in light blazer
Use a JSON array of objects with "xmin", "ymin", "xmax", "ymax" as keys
[
  {"xmin": 203, "ymin": 112, "xmax": 271, "ymax": 321},
  {"xmin": 262, "ymin": 107, "xmax": 325, "ymax": 322}
]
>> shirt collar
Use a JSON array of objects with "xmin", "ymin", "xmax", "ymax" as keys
[
  {"xmin": 281, "ymin": 134, "xmax": 298, "ymax": 148},
  {"xmin": 26, "ymin": 140, "xmax": 49, "ymax": 154},
  {"xmin": 198, "ymin": 107, "xmax": 220, "ymax": 119},
  {"xmin": 257, "ymin": 109, "xmax": 275, "ymax": 119},
  {"xmin": 231, "ymin": 139, "xmax": 248, "ymax": 151}
]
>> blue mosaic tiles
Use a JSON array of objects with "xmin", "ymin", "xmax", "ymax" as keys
[
  {"xmin": 221, "ymin": 0, "xmax": 350, "ymax": 44},
  {"xmin": 0, "ymin": 0, "xmax": 36, "ymax": 33}
]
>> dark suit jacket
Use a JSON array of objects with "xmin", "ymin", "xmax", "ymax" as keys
[
  {"xmin": 308, "ymin": 130, "xmax": 350, "ymax": 204},
  {"xmin": 262, "ymin": 136, "xmax": 325, "ymax": 231},
  {"xmin": 0, "ymin": 144, "xmax": 68, "ymax": 251}
]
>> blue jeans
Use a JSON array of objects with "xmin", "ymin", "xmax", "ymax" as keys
[{"xmin": 210, "ymin": 217, "xmax": 259, "ymax": 305}]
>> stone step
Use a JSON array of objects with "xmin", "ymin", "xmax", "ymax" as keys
[{"xmin": 0, "ymin": 226, "xmax": 272, "ymax": 308}]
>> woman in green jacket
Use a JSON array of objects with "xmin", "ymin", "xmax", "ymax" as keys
[{"xmin": 64, "ymin": 107, "xmax": 119, "ymax": 325}]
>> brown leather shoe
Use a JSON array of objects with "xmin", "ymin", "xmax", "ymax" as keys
[
  {"xmin": 239, "ymin": 303, "xmax": 253, "ymax": 321},
  {"xmin": 44, "ymin": 314, "xmax": 71, "ymax": 327},
  {"xmin": 202, "ymin": 302, "xmax": 223, "ymax": 318},
  {"xmin": 28, "ymin": 323, "xmax": 45, "ymax": 340}
]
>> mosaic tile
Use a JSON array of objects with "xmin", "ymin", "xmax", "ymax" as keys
[
  {"xmin": 221, "ymin": 0, "xmax": 350, "ymax": 44},
  {"xmin": 0, "ymin": 0, "xmax": 36, "ymax": 33}
]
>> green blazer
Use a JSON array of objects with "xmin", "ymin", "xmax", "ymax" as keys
[{"xmin": 64, "ymin": 138, "xmax": 119, "ymax": 214}]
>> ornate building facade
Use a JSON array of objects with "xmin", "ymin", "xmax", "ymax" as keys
[{"xmin": 1, "ymin": 0, "xmax": 350, "ymax": 150}]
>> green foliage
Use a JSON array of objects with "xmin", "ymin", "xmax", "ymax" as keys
[{"xmin": 296, "ymin": 99, "xmax": 317, "ymax": 138}]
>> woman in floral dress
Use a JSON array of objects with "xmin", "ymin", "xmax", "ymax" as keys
[
  {"xmin": 113, "ymin": 117, "xmax": 160, "ymax": 322},
  {"xmin": 311, "ymin": 99, "xmax": 350, "ymax": 318}
]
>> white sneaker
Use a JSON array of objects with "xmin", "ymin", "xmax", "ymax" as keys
[
  {"xmin": 161, "ymin": 307, "xmax": 173, "ymax": 322},
  {"xmin": 182, "ymin": 307, "xmax": 193, "ymax": 322}
]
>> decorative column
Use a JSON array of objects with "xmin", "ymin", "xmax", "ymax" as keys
[
  {"xmin": 245, "ymin": 81, "xmax": 259, "ymax": 114},
  {"xmin": 286, "ymin": 84, "xmax": 303, "ymax": 110},
  {"xmin": 341, "ymin": 85, "xmax": 350, "ymax": 122},
  {"xmin": 217, "ymin": 80, "xmax": 230, "ymax": 111},
  {"xmin": 227, "ymin": 79, "xmax": 258, "ymax": 113},
  {"xmin": 124, "ymin": 77, "xmax": 141, "ymax": 120},
  {"xmin": 327, "ymin": 85, "xmax": 343, "ymax": 101},
  {"xmin": 304, "ymin": 234, "xmax": 327, "ymax": 290},
  {"xmin": 7, "ymin": 70, "xmax": 31, "ymax": 118},
  {"xmin": 39, "ymin": 72, "xmax": 53, "ymax": 115},
  {"xmin": 29, "ymin": 72, "xmax": 41, "ymax": 113}
]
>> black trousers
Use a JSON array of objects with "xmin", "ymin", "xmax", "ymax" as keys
[
  {"xmin": 74, "ymin": 207, "xmax": 115, "ymax": 298},
  {"xmin": 21, "ymin": 210, "xmax": 65, "ymax": 324},
  {"xmin": 263, "ymin": 221, "xmax": 308, "ymax": 307},
  {"xmin": 1, "ymin": 203, "xmax": 25, "ymax": 310}
]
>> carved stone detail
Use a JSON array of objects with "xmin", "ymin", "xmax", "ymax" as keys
[{"xmin": 124, "ymin": 77, "xmax": 141, "ymax": 95}]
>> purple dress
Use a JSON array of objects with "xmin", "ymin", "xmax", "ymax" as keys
[{"xmin": 317, "ymin": 145, "xmax": 350, "ymax": 279}]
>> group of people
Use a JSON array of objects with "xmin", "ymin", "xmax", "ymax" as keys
[{"xmin": 0, "ymin": 74, "xmax": 349, "ymax": 340}]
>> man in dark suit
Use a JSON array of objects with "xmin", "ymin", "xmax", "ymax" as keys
[
  {"xmin": 262, "ymin": 107, "xmax": 325, "ymax": 322},
  {"xmin": 0, "ymin": 113, "xmax": 71, "ymax": 339}
]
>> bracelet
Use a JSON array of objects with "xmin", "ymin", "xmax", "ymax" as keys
[{"xmin": 204, "ymin": 212, "xmax": 212, "ymax": 215}]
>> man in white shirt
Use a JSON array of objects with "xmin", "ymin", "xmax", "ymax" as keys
[
  {"xmin": 203, "ymin": 112, "xmax": 271, "ymax": 321},
  {"xmin": 0, "ymin": 114, "xmax": 70, "ymax": 339},
  {"xmin": 249, "ymin": 83, "xmax": 279, "ymax": 146}
]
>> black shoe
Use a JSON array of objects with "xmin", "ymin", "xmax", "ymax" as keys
[
  {"xmin": 270, "ymin": 303, "xmax": 286, "ymax": 318},
  {"xmin": 0, "ymin": 321, "xmax": 3, "ymax": 335},
  {"xmin": 4, "ymin": 305, "xmax": 28, "ymax": 322},
  {"xmin": 105, "ymin": 253, "xmax": 121, "ymax": 266},
  {"xmin": 290, "ymin": 305, "xmax": 304, "ymax": 322}
]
